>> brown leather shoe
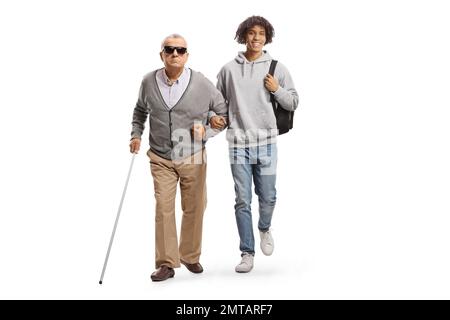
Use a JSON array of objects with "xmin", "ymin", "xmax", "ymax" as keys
[
  {"xmin": 151, "ymin": 265, "xmax": 175, "ymax": 282},
  {"xmin": 180, "ymin": 260, "xmax": 203, "ymax": 273}
]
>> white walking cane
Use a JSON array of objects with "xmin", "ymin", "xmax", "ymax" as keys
[{"xmin": 99, "ymin": 153, "xmax": 136, "ymax": 285}]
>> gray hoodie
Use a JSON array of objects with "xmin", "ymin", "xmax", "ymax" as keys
[{"xmin": 217, "ymin": 51, "xmax": 299, "ymax": 147}]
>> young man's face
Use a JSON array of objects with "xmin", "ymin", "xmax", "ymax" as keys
[
  {"xmin": 245, "ymin": 25, "xmax": 266, "ymax": 53},
  {"xmin": 160, "ymin": 37, "xmax": 189, "ymax": 69}
]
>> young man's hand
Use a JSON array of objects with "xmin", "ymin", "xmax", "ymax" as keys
[
  {"xmin": 210, "ymin": 116, "xmax": 227, "ymax": 129},
  {"xmin": 129, "ymin": 138, "xmax": 141, "ymax": 153},
  {"xmin": 264, "ymin": 74, "xmax": 279, "ymax": 93}
]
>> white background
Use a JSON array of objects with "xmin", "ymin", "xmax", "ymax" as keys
[{"xmin": 0, "ymin": 0, "xmax": 449, "ymax": 299}]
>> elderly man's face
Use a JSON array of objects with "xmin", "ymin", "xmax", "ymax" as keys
[{"xmin": 160, "ymin": 37, "xmax": 188, "ymax": 69}]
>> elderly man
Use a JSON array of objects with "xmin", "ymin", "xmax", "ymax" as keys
[{"xmin": 130, "ymin": 34, "xmax": 227, "ymax": 281}]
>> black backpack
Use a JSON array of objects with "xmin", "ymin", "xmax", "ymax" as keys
[{"xmin": 269, "ymin": 60, "xmax": 294, "ymax": 135}]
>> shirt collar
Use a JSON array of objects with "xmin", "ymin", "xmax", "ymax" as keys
[{"xmin": 163, "ymin": 68, "xmax": 186, "ymax": 86}]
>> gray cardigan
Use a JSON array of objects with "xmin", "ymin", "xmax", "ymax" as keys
[{"xmin": 131, "ymin": 69, "xmax": 227, "ymax": 160}]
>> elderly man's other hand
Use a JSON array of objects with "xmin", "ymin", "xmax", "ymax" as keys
[
  {"xmin": 191, "ymin": 124, "xmax": 206, "ymax": 141},
  {"xmin": 129, "ymin": 138, "xmax": 141, "ymax": 153}
]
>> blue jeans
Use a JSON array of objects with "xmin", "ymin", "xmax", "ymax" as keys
[{"xmin": 229, "ymin": 143, "xmax": 277, "ymax": 255}]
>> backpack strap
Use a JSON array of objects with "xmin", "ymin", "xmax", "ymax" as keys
[
  {"xmin": 269, "ymin": 60, "xmax": 278, "ymax": 115},
  {"xmin": 269, "ymin": 59, "xmax": 278, "ymax": 76}
]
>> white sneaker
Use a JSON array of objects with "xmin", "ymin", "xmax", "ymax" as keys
[
  {"xmin": 235, "ymin": 253, "xmax": 254, "ymax": 273},
  {"xmin": 260, "ymin": 229, "xmax": 274, "ymax": 256}
]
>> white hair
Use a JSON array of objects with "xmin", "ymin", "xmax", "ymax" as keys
[{"xmin": 160, "ymin": 34, "xmax": 187, "ymax": 50}]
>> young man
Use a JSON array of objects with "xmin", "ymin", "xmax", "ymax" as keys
[
  {"xmin": 211, "ymin": 16, "xmax": 299, "ymax": 273},
  {"xmin": 130, "ymin": 34, "xmax": 227, "ymax": 281}
]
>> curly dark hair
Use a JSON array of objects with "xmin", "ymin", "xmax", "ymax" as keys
[{"xmin": 235, "ymin": 16, "xmax": 275, "ymax": 45}]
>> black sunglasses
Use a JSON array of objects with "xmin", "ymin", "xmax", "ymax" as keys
[{"xmin": 163, "ymin": 46, "xmax": 187, "ymax": 55}]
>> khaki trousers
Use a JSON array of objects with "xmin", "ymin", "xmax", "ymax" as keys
[{"xmin": 148, "ymin": 149, "xmax": 207, "ymax": 269}]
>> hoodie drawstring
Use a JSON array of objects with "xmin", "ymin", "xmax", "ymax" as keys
[
  {"xmin": 242, "ymin": 62, "xmax": 256, "ymax": 78},
  {"xmin": 236, "ymin": 51, "xmax": 272, "ymax": 79}
]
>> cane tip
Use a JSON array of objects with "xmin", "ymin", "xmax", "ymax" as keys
[{"xmin": 99, "ymin": 281, "xmax": 102, "ymax": 285}]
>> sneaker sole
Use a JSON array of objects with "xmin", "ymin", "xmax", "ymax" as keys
[{"xmin": 261, "ymin": 245, "xmax": 274, "ymax": 256}]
